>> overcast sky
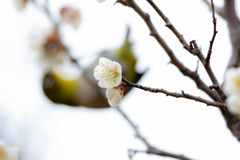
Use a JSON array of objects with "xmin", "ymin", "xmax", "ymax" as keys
[{"xmin": 0, "ymin": 0, "xmax": 240, "ymax": 160}]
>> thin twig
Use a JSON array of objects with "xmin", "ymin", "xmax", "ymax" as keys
[
  {"xmin": 146, "ymin": 0, "xmax": 189, "ymax": 50},
  {"xmin": 202, "ymin": 0, "xmax": 225, "ymax": 18},
  {"xmin": 116, "ymin": 0, "xmax": 222, "ymax": 103},
  {"xmin": 122, "ymin": 77, "xmax": 227, "ymax": 110},
  {"xmin": 206, "ymin": 0, "xmax": 218, "ymax": 63},
  {"xmin": 195, "ymin": 60, "xmax": 200, "ymax": 73},
  {"xmin": 116, "ymin": 106, "xmax": 193, "ymax": 160},
  {"xmin": 145, "ymin": 0, "xmax": 226, "ymax": 102}
]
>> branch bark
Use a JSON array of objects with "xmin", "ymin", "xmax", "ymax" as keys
[
  {"xmin": 202, "ymin": 0, "xmax": 225, "ymax": 19},
  {"xmin": 122, "ymin": 77, "xmax": 227, "ymax": 110},
  {"xmin": 206, "ymin": 0, "xmax": 218, "ymax": 63},
  {"xmin": 146, "ymin": 0, "xmax": 226, "ymax": 102},
  {"xmin": 220, "ymin": 0, "xmax": 240, "ymax": 141},
  {"xmin": 116, "ymin": 106, "xmax": 193, "ymax": 160}
]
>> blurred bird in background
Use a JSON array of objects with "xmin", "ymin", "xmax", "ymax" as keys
[{"xmin": 42, "ymin": 27, "xmax": 145, "ymax": 108}]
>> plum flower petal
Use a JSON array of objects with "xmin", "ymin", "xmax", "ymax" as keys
[
  {"xmin": 226, "ymin": 94, "xmax": 240, "ymax": 116},
  {"xmin": 223, "ymin": 67, "xmax": 240, "ymax": 117},
  {"xmin": 106, "ymin": 87, "xmax": 123, "ymax": 107},
  {"xmin": 60, "ymin": 7, "xmax": 81, "ymax": 29},
  {"xmin": 0, "ymin": 140, "xmax": 19, "ymax": 160},
  {"xmin": 31, "ymin": 29, "xmax": 67, "ymax": 68},
  {"xmin": 223, "ymin": 67, "xmax": 240, "ymax": 94},
  {"xmin": 94, "ymin": 57, "xmax": 122, "ymax": 88}
]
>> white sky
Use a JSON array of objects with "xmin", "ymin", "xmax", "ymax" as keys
[{"xmin": 0, "ymin": 0, "xmax": 240, "ymax": 160}]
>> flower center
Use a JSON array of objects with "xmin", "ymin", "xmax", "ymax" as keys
[
  {"xmin": 0, "ymin": 147, "xmax": 6, "ymax": 158},
  {"xmin": 109, "ymin": 68, "xmax": 119, "ymax": 82},
  {"xmin": 234, "ymin": 74, "xmax": 240, "ymax": 91},
  {"xmin": 101, "ymin": 63, "xmax": 119, "ymax": 82}
]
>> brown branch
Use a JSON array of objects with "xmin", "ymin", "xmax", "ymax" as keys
[
  {"xmin": 122, "ymin": 77, "xmax": 227, "ymax": 110},
  {"xmin": 116, "ymin": 0, "xmax": 222, "ymax": 103},
  {"xmin": 145, "ymin": 0, "xmax": 226, "ymax": 102},
  {"xmin": 116, "ymin": 106, "xmax": 193, "ymax": 160},
  {"xmin": 146, "ymin": 0, "xmax": 189, "ymax": 50},
  {"xmin": 189, "ymin": 40, "xmax": 227, "ymax": 101},
  {"xmin": 225, "ymin": 0, "xmax": 240, "ymax": 68},
  {"xmin": 202, "ymin": 0, "xmax": 225, "ymax": 18},
  {"xmin": 206, "ymin": 0, "xmax": 218, "ymax": 63}
]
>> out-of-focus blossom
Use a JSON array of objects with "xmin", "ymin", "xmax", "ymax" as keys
[
  {"xmin": 223, "ymin": 68, "xmax": 240, "ymax": 95},
  {"xmin": 0, "ymin": 140, "xmax": 19, "ymax": 160},
  {"xmin": 14, "ymin": 0, "xmax": 28, "ymax": 11},
  {"xmin": 226, "ymin": 94, "xmax": 240, "ymax": 116},
  {"xmin": 94, "ymin": 57, "xmax": 122, "ymax": 88},
  {"xmin": 60, "ymin": 7, "xmax": 81, "ymax": 29},
  {"xmin": 224, "ymin": 67, "xmax": 240, "ymax": 116},
  {"xmin": 97, "ymin": 0, "xmax": 106, "ymax": 3},
  {"xmin": 31, "ymin": 29, "xmax": 67, "ymax": 68}
]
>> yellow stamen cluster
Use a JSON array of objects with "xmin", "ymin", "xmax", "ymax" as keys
[
  {"xmin": 234, "ymin": 75, "xmax": 240, "ymax": 91},
  {"xmin": 95, "ymin": 62, "xmax": 120, "ymax": 88},
  {"xmin": 0, "ymin": 146, "xmax": 6, "ymax": 158}
]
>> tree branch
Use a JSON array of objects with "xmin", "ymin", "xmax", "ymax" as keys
[
  {"xmin": 146, "ymin": 0, "xmax": 189, "ymax": 50},
  {"xmin": 122, "ymin": 77, "xmax": 227, "ymax": 110},
  {"xmin": 224, "ymin": 0, "xmax": 240, "ymax": 68},
  {"xmin": 116, "ymin": 106, "xmax": 193, "ymax": 160},
  {"xmin": 202, "ymin": 0, "xmax": 225, "ymax": 19},
  {"xmin": 145, "ymin": 0, "xmax": 226, "ymax": 102},
  {"xmin": 220, "ymin": 0, "xmax": 240, "ymax": 142},
  {"xmin": 116, "ymin": 0, "xmax": 222, "ymax": 103},
  {"xmin": 206, "ymin": 0, "xmax": 218, "ymax": 63}
]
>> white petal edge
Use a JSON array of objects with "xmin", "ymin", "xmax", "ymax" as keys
[
  {"xmin": 226, "ymin": 94, "xmax": 240, "ymax": 116},
  {"xmin": 106, "ymin": 88, "xmax": 123, "ymax": 107},
  {"xmin": 99, "ymin": 57, "xmax": 114, "ymax": 67},
  {"xmin": 109, "ymin": 92, "xmax": 122, "ymax": 107},
  {"xmin": 224, "ymin": 68, "xmax": 240, "ymax": 94},
  {"xmin": 106, "ymin": 88, "xmax": 115, "ymax": 99}
]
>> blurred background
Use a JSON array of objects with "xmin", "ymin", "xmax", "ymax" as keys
[{"xmin": 0, "ymin": 0, "xmax": 240, "ymax": 159}]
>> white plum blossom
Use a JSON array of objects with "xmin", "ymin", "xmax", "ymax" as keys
[
  {"xmin": 0, "ymin": 140, "xmax": 19, "ymax": 160},
  {"xmin": 94, "ymin": 57, "xmax": 122, "ymax": 88},
  {"xmin": 14, "ymin": 0, "xmax": 27, "ymax": 11},
  {"xmin": 223, "ymin": 67, "xmax": 240, "ymax": 116},
  {"xmin": 97, "ymin": 0, "xmax": 106, "ymax": 3},
  {"xmin": 223, "ymin": 67, "xmax": 240, "ymax": 95},
  {"xmin": 31, "ymin": 29, "xmax": 67, "ymax": 68},
  {"xmin": 106, "ymin": 87, "xmax": 123, "ymax": 107},
  {"xmin": 226, "ymin": 94, "xmax": 240, "ymax": 116},
  {"xmin": 60, "ymin": 7, "xmax": 81, "ymax": 29}
]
